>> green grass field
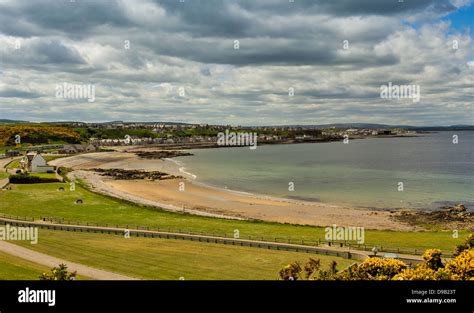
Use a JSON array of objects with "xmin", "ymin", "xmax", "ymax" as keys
[
  {"xmin": 0, "ymin": 171, "xmax": 9, "ymax": 179},
  {"xmin": 0, "ymin": 250, "xmax": 50, "ymax": 280},
  {"xmin": 0, "ymin": 182, "xmax": 468, "ymax": 254},
  {"xmin": 29, "ymin": 172, "xmax": 57, "ymax": 179},
  {"xmin": 11, "ymin": 229, "xmax": 353, "ymax": 280}
]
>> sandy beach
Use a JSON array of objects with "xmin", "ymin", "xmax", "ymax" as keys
[{"xmin": 51, "ymin": 151, "xmax": 415, "ymax": 231}]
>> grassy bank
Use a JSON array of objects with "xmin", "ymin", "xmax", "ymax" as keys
[
  {"xmin": 0, "ymin": 182, "xmax": 467, "ymax": 253},
  {"xmin": 6, "ymin": 159, "xmax": 19, "ymax": 169},
  {"xmin": 11, "ymin": 229, "xmax": 353, "ymax": 280}
]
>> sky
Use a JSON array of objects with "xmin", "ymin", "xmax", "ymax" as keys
[{"xmin": 0, "ymin": 0, "xmax": 473, "ymax": 126}]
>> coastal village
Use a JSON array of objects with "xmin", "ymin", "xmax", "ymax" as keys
[
  {"xmin": 0, "ymin": 122, "xmax": 417, "ymax": 159},
  {"xmin": 0, "ymin": 122, "xmax": 417, "ymax": 184}
]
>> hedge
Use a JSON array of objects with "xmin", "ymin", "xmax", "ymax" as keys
[{"xmin": 8, "ymin": 174, "xmax": 59, "ymax": 184}]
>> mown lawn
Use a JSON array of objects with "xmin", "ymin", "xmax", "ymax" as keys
[
  {"xmin": 0, "ymin": 183, "xmax": 468, "ymax": 254},
  {"xmin": 29, "ymin": 172, "xmax": 57, "ymax": 179},
  {"xmin": 0, "ymin": 250, "xmax": 49, "ymax": 280},
  {"xmin": 11, "ymin": 229, "xmax": 353, "ymax": 280}
]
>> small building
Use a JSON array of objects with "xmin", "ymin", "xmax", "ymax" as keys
[
  {"xmin": 60, "ymin": 144, "xmax": 98, "ymax": 154},
  {"xmin": 84, "ymin": 144, "xmax": 98, "ymax": 152},
  {"xmin": 6, "ymin": 150, "xmax": 20, "ymax": 157},
  {"xmin": 60, "ymin": 145, "xmax": 77, "ymax": 154},
  {"xmin": 21, "ymin": 152, "xmax": 55, "ymax": 173},
  {"xmin": 378, "ymin": 130, "xmax": 392, "ymax": 135}
]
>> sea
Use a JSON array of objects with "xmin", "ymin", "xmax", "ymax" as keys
[{"xmin": 174, "ymin": 131, "xmax": 474, "ymax": 211}]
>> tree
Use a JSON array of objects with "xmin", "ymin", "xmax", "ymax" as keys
[{"xmin": 39, "ymin": 264, "xmax": 77, "ymax": 281}]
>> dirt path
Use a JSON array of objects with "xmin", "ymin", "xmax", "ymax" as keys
[{"xmin": 0, "ymin": 240, "xmax": 138, "ymax": 280}]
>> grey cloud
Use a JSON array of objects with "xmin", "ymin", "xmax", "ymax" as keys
[
  {"xmin": 0, "ymin": 0, "xmax": 132, "ymax": 38},
  {"xmin": 0, "ymin": 0, "xmax": 472, "ymax": 126},
  {"xmin": 0, "ymin": 89, "xmax": 43, "ymax": 98},
  {"xmin": 34, "ymin": 40, "xmax": 85, "ymax": 64}
]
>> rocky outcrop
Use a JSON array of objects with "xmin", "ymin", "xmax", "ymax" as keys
[
  {"xmin": 134, "ymin": 150, "xmax": 193, "ymax": 159},
  {"xmin": 91, "ymin": 168, "xmax": 182, "ymax": 181},
  {"xmin": 393, "ymin": 204, "xmax": 473, "ymax": 230}
]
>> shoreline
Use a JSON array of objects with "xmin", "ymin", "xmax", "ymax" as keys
[
  {"xmin": 108, "ymin": 133, "xmax": 421, "ymax": 152},
  {"xmin": 50, "ymin": 151, "xmax": 417, "ymax": 231}
]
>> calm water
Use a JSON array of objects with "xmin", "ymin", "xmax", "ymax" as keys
[{"xmin": 174, "ymin": 131, "xmax": 474, "ymax": 210}]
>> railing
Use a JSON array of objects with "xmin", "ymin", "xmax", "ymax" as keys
[{"xmin": 0, "ymin": 214, "xmax": 368, "ymax": 261}]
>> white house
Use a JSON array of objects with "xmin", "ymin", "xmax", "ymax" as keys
[{"xmin": 21, "ymin": 153, "xmax": 55, "ymax": 173}]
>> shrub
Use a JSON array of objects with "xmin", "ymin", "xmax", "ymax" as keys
[
  {"xmin": 39, "ymin": 264, "xmax": 76, "ymax": 281},
  {"xmin": 444, "ymin": 250, "xmax": 474, "ymax": 280},
  {"xmin": 422, "ymin": 249, "xmax": 443, "ymax": 270},
  {"xmin": 279, "ymin": 240, "xmax": 473, "ymax": 281},
  {"xmin": 393, "ymin": 265, "xmax": 440, "ymax": 280},
  {"xmin": 350, "ymin": 258, "xmax": 407, "ymax": 280},
  {"xmin": 9, "ymin": 174, "xmax": 58, "ymax": 184},
  {"xmin": 279, "ymin": 262, "xmax": 302, "ymax": 280}
]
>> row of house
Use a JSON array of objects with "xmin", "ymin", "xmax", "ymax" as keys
[
  {"xmin": 93, "ymin": 136, "xmax": 217, "ymax": 146},
  {"xmin": 59, "ymin": 144, "xmax": 99, "ymax": 154}
]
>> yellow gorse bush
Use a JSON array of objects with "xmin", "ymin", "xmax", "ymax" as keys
[
  {"xmin": 357, "ymin": 257, "xmax": 407, "ymax": 279},
  {"xmin": 280, "ymin": 234, "xmax": 474, "ymax": 281},
  {"xmin": 444, "ymin": 250, "xmax": 474, "ymax": 280},
  {"xmin": 0, "ymin": 125, "xmax": 80, "ymax": 145}
]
